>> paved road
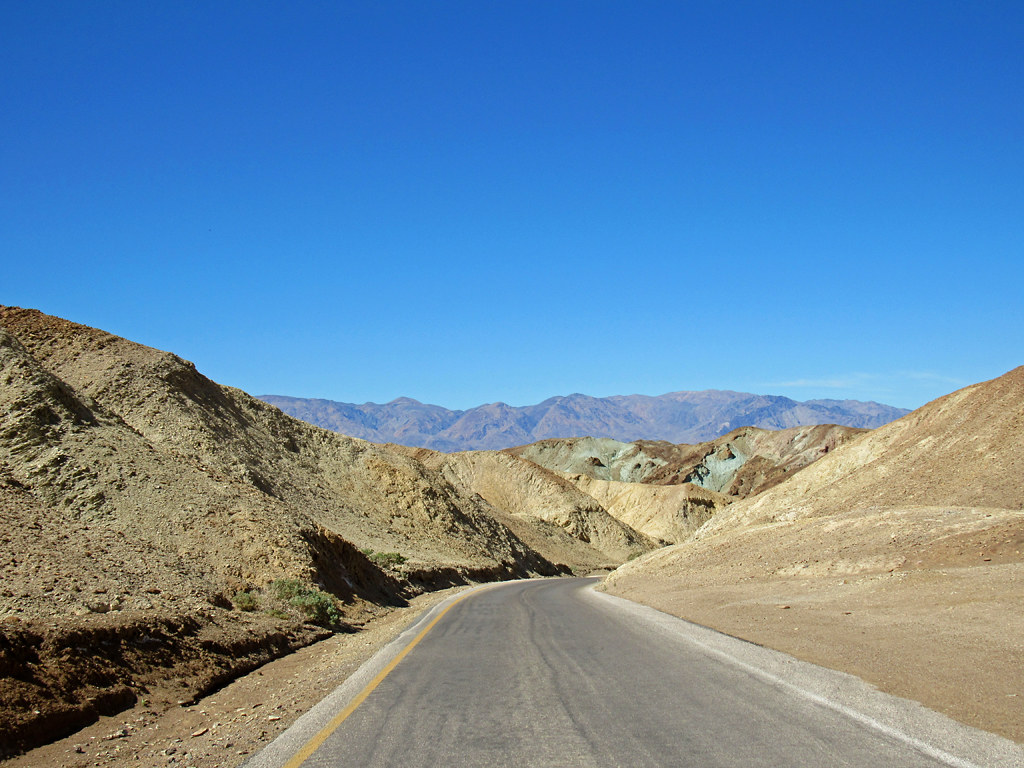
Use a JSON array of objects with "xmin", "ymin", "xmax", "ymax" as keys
[{"xmin": 248, "ymin": 578, "xmax": 1024, "ymax": 768}]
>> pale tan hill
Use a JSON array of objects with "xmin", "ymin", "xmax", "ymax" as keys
[
  {"xmin": 603, "ymin": 367, "xmax": 1024, "ymax": 742},
  {"xmin": 510, "ymin": 424, "xmax": 864, "ymax": 498},
  {"xmin": 0, "ymin": 307, "xmax": 559, "ymax": 581},
  {"xmin": 0, "ymin": 307, "xmax": 576, "ymax": 756},
  {"xmin": 562, "ymin": 473, "xmax": 731, "ymax": 544},
  {"xmin": 507, "ymin": 437, "xmax": 679, "ymax": 483},
  {"xmin": 400, "ymin": 448, "xmax": 655, "ymax": 564},
  {"xmin": 698, "ymin": 366, "xmax": 1024, "ymax": 533}
]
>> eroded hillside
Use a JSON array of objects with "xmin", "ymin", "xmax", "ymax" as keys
[
  {"xmin": 510, "ymin": 425, "xmax": 865, "ymax": 497},
  {"xmin": 563, "ymin": 474, "xmax": 729, "ymax": 544},
  {"xmin": 431, "ymin": 450, "xmax": 654, "ymax": 563}
]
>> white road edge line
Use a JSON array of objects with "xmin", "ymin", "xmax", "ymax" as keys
[{"xmin": 588, "ymin": 584, "xmax": 1024, "ymax": 768}]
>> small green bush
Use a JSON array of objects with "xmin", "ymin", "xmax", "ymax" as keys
[
  {"xmin": 268, "ymin": 579, "xmax": 307, "ymax": 601},
  {"xmin": 267, "ymin": 579, "xmax": 342, "ymax": 628},
  {"xmin": 290, "ymin": 592, "xmax": 342, "ymax": 627},
  {"xmin": 369, "ymin": 551, "xmax": 407, "ymax": 567},
  {"xmin": 233, "ymin": 590, "xmax": 259, "ymax": 611}
]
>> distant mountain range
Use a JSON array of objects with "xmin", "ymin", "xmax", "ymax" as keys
[{"xmin": 258, "ymin": 391, "xmax": 911, "ymax": 451}]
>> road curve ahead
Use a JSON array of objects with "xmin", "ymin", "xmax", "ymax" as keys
[{"xmin": 248, "ymin": 577, "xmax": 1023, "ymax": 768}]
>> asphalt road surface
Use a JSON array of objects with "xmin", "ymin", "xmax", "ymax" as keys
[{"xmin": 248, "ymin": 577, "xmax": 1024, "ymax": 768}]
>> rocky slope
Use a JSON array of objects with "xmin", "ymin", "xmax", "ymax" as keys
[
  {"xmin": 561, "ymin": 474, "xmax": 730, "ymax": 544},
  {"xmin": 260, "ymin": 390, "xmax": 906, "ymax": 451},
  {"xmin": 603, "ymin": 366, "xmax": 1024, "ymax": 742},
  {"xmin": 512, "ymin": 424, "xmax": 864, "ymax": 498},
  {"xmin": 0, "ymin": 307, "xmax": 628, "ymax": 757},
  {"xmin": 501, "ymin": 424, "xmax": 863, "ymax": 546},
  {"xmin": 696, "ymin": 367, "xmax": 1024, "ymax": 533},
  {"xmin": 426, "ymin": 450, "xmax": 654, "ymax": 563}
]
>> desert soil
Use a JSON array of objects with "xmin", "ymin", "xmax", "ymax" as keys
[
  {"xmin": 3, "ymin": 587, "xmax": 464, "ymax": 768},
  {"xmin": 605, "ymin": 529, "xmax": 1024, "ymax": 744}
]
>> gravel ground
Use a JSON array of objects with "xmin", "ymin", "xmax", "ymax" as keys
[{"xmin": 3, "ymin": 588, "xmax": 463, "ymax": 768}]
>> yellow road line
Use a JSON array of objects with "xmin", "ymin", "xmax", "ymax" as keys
[{"xmin": 281, "ymin": 585, "xmax": 485, "ymax": 768}]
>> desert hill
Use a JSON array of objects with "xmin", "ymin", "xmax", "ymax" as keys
[
  {"xmin": 259, "ymin": 389, "xmax": 906, "ymax": 451},
  {"xmin": 559, "ymin": 474, "xmax": 729, "ymax": 544},
  {"xmin": 0, "ymin": 308, "xmax": 562, "ymax": 588},
  {"xmin": 507, "ymin": 425, "xmax": 863, "ymax": 543},
  {"xmin": 603, "ymin": 366, "xmax": 1024, "ymax": 741},
  {"xmin": 424, "ymin": 450, "xmax": 654, "ymax": 562},
  {"xmin": 0, "ymin": 307, "xmax": 646, "ymax": 756},
  {"xmin": 698, "ymin": 366, "xmax": 1024, "ymax": 532},
  {"xmin": 510, "ymin": 424, "xmax": 865, "ymax": 497}
]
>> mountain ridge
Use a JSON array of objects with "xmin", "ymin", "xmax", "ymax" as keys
[{"xmin": 259, "ymin": 390, "xmax": 909, "ymax": 451}]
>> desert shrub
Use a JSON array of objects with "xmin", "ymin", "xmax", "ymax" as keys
[
  {"xmin": 232, "ymin": 590, "xmax": 259, "ymax": 611},
  {"xmin": 289, "ymin": 592, "xmax": 342, "ymax": 627},
  {"xmin": 368, "ymin": 551, "xmax": 407, "ymax": 567},
  {"xmin": 268, "ymin": 579, "xmax": 307, "ymax": 601},
  {"xmin": 267, "ymin": 579, "xmax": 342, "ymax": 628}
]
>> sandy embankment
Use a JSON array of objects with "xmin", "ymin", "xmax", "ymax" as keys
[{"xmin": 604, "ymin": 506, "xmax": 1024, "ymax": 743}]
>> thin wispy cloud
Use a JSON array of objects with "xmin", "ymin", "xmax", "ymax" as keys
[{"xmin": 765, "ymin": 371, "xmax": 967, "ymax": 393}]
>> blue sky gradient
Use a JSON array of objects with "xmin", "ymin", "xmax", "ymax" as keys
[{"xmin": 2, "ymin": 2, "xmax": 1022, "ymax": 410}]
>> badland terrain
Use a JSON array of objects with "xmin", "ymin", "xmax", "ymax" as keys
[{"xmin": 0, "ymin": 305, "xmax": 1020, "ymax": 763}]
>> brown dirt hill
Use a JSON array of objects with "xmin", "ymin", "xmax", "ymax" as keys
[
  {"xmin": 510, "ymin": 425, "xmax": 865, "ymax": 498},
  {"xmin": 561, "ymin": 474, "xmax": 730, "ymax": 544},
  {"xmin": 603, "ymin": 366, "xmax": 1024, "ymax": 742},
  {"xmin": 428, "ymin": 451, "xmax": 655, "ymax": 563},
  {"xmin": 697, "ymin": 366, "xmax": 1024, "ymax": 532},
  {"xmin": 506, "ymin": 424, "xmax": 862, "ymax": 547},
  {"xmin": 0, "ymin": 307, "xmax": 581, "ymax": 757}
]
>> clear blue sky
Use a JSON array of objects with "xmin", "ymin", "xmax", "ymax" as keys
[{"xmin": 3, "ymin": 1, "xmax": 1022, "ymax": 411}]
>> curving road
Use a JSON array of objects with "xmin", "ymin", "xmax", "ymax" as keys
[{"xmin": 247, "ymin": 577, "xmax": 1023, "ymax": 768}]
